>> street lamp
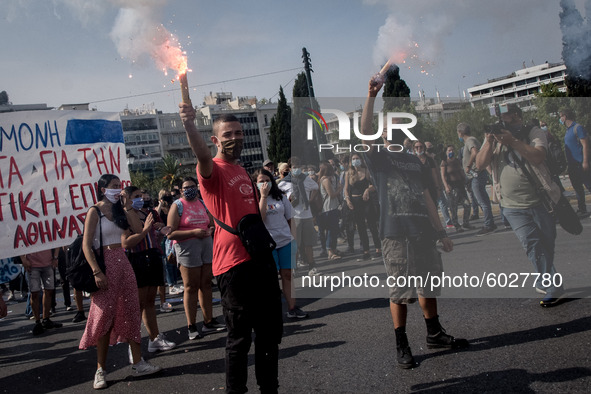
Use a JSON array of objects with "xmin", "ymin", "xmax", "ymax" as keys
[{"xmin": 126, "ymin": 152, "xmax": 136, "ymax": 166}]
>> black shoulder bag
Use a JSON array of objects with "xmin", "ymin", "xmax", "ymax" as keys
[
  {"xmin": 65, "ymin": 206, "xmax": 106, "ymax": 292},
  {"xmin": 210, "ymin": 174, "xmax": 276, "ymax": 258}
]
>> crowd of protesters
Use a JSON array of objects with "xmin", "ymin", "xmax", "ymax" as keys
[{"xmin": 1, "ymin": 98, "xmax": 584, "ymax": 390}]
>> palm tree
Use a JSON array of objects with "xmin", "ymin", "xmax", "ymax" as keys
[{"xmin": 157, "ymin": 154, "xmax": 184, "ymax": 189}]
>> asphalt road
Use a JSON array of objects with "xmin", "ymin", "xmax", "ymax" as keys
[{"xmin": 1, "ymin": 212, "xmax": 591, "ymax": 393}]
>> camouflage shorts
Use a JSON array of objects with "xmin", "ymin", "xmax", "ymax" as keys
[{"xmin": 382, "ymin": 237, "xmax": 443, "ymax": 304}]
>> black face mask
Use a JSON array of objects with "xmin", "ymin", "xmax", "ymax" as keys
[
  {"xmin": 426, "ymin": 147, "xmax": 435, "ymax": 154},
  {"xmin": 162, "ymin": 195, "xmax": 173, "ymax": 204},
  {"xmin": 143, "ymin": 200, "xmax": 152, "ymax": 209}
]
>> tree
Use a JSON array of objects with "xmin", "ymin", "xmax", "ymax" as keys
[
  {"xmin": 267, "ymin": 86, "xmax": 291, "ymax": 164},
  {"xmin": 0, "ymin": 91, "xmax": 8, "ymax": 105},
  {"xmin": 129, "ymin": 170, "xmax": 162, "ymax": 197},
  {"xmin": 532, "ymin": 83, "xmax": 591, "ymax": 146},
  {"xmin": 292, "ymin": 72, "xmax": 322, "ymax": 165},
  {"xmin": 372, "ymin": 64, "xmax": 416, "ymax": 146},
  {"xmin": 382, "ymin": 65, "xmax": 411, "ymax": 112},
  {"xmin": 156, "ymin": 154, "xmax": 185, "ymax": 190}
]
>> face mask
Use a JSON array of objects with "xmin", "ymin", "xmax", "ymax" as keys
[
  {"xmin": 308, "ymin": 170, "xmax": 315, "ymax": 176},
  {"xmin": 415, "ymin": 150, "xmax": 424, "ymax": 156},
  {"xmin": 143, "ymin": 199, "xmax": 152, "ymax": 209},
  {"xmin": 256, "ymin": 182, "xmax": 265, "ymax": 190},
  {"xmin": 458, "ymin": 137, "xmax": 464, "ymax": 143},
  {"xmin": 559, "ymin": 118, "xmax": 565, "ymax": 126},
  {"xmin": 292, "ymin": 168, "xmax": 302, "ymax": 176},
  {"xmin": 352, "ymin": 159, "xmax": 362, "ymax": 168},
  {"xmin": 427, "ymin": 147, "xmax": 435, "ymax": 154},
  {"xmin": 131, "ymin": 197, "xmax": 144, "ymax": 210},
  {"xmin": 541, "ymin": 126, "xmax": 548, "ymax": 131},
  {"xmin": 183, "ymin": 187, "xmax": 198, "ymax": 200},
  {"xmin": 282, "ymin": 171, "xmax": 289, "ymax": 177},
  {"xmin": 448, "ymin": 152, "xmax": 455, "ymax": 159},
  {"xmin": 339, "ymin": 165, "xmax": 345, "ymax": 171},
  {"xmin": 220, "ymin": 139, "xmax": 243, "ymax": 160},
  {"xmin": 104, "ymin": 188, "xmax": 120, "ymax": 204}
]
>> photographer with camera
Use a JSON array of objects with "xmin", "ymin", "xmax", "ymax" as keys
[
  {"xmin": 457, "ymin": 123, "xmax": 497, "ymax": 236},
  {"xmin": 475, "ymin": 104, "xmax": 565, "ymax": 307}
]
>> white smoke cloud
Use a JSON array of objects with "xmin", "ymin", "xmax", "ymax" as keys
[
  {"xmin": 52, "ymin": 0, "xmax": 186, "ymax": 74},
  {"xmin": 560, "ymin": 0, "xmax": 591, "ymax": 79},
  {"xmin": 110, "ymin": 5, "xmax": 186, "ymax": 74},
  {"xmin": 371, "ymin": 0, "xmax": 554, "ymax": 72}
]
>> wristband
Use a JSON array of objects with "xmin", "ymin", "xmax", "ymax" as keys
[
  {"xmin": 93, "ymin": 271, "xmax": 102, "ymax": 276},
  {"xmin": 436, "ymin": 230, "xmax": 447, "ymax": 240}
]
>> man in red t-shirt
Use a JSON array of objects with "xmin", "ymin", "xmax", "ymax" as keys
[{"xmin": 179, "ymin": 104, "xmax": 282, "ymax": 394}]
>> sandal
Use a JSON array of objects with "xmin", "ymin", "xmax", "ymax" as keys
[{"xmin": 328, "ymin": 253, "xmax": 342, "ymax": 261}]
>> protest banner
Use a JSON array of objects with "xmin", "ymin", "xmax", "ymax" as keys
[{"xmin": 0, "ymin": 110, "xmax": 130, "ymax": 259}]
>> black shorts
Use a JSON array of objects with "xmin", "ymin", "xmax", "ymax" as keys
[{"xmin": 127, "ymin": 248, "xmax": 165, "ymax": 288}]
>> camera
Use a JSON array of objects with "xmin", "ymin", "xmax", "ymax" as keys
[{"xmin": 485, "ymin": 122, "xmax": 505, "ymax": 135}]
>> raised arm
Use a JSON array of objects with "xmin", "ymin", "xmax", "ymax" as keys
[
  {"xmin": 476, "ymin": 133, "xmax": 495, "ymax": 170},
  {"xmin": 360, "ymin": 77, "xmax": 384, "ymax": 148},
  {"xmin": 179, "ymin": 103, "xmax": 213, "ymax": 178}
]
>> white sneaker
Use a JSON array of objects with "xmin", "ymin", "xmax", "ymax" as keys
[
  {"xmin": 308, "ymin": 268, "xmax": 321, "ymax": 276},
  {"xmin": 131, "ymin": 358, "xmax": 162, "ymax": 377},
  {"xmin": 93, "ymin": 367, "xmax": 107, "ymax": 389},
  {"xmin": 159, "ymin": 302, "xmax": 174, "ymax": 313},
  {"xmin": 148, "ymin": 333, "xmax": 176, "ymax": 353},
  {"xmin": 169, "ymin": 285, "xmax": 182, "ymax": 295},
  {"xmin": 128, "ymin": 345, "xmax": 134, "ymax": 365}
]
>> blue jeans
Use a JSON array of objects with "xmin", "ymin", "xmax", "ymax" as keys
[
  {"xmin": 437, "ymin": 192, "xmax": 452, "ymax": 226},
  {"xmin": 471, "ymin": 171, "xmax": 495, "ymax": 228},
  {"xmin": 503, "ymin": 205, "xmax": 562, "ymax": 296}
]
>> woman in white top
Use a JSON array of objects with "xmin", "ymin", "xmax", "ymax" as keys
[
  {"xmin": 255, "ymin": 168, "xmax": 308, "ymax": 319},
  {"xmin": 79, "ymin": 174, "xmax": 160, "ymax": 389}
]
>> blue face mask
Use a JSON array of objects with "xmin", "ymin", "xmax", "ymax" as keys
[
  {"xmin": 559, "ymin": 118, "xmax": 565, "ymax": 126},
  {"xmin": 131, "ymin": 197, "xmax": 144, "ymax": 210},
  {"xmin": 458, "ymin": 136, "xmax": 464, "ymax": 143},
  {"xmin": 352, "ymin": 159, "xmax": 361, "ymax": 167},
  {"xmin": 448, "ymin": 152, "xmax": 455, "ymax": 159},
  {"xmin": 292, "ymin": 168, "xmax": 302, "ymax": 176}
]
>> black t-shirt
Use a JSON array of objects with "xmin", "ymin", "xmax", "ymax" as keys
[{"xmin": 365, "ymin": 149, "xmax": 434, "ymax": 239}]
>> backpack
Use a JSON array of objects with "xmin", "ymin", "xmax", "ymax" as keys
[{"xmin": 545, "ymin": 134, "xmax": 567, "ymax": 176}]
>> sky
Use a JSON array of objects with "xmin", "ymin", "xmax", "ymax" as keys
[{"xmin": 0, "ymin": 0, "xmax": 585, "ymax": 114}]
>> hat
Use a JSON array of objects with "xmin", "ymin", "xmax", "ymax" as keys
[{"xmin": 263, "ymin": 159, "xmax": 274, "ymax": 167}]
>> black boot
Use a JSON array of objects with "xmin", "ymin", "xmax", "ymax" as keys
[
  {"xmin": 425, "ymin": 316, "xmax": 469, "ymax": 349},
  {"xmin": 395, "ymin": 326, "xmax": 416, "ymax": 369}
]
